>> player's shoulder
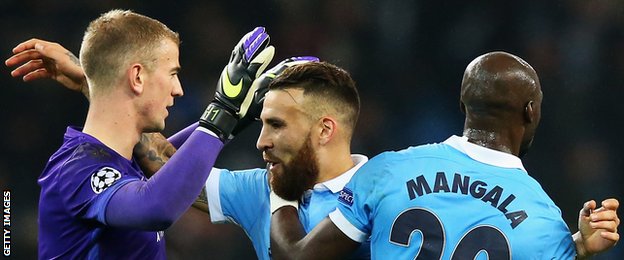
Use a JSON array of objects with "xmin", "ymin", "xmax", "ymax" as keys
[
  {"xmin": 58, "ymin": 139, "xmax": 127, "ymax": 179},
  {"xmin": 369, "ymin": 142, "xmax": 450, "ymax": 164}
]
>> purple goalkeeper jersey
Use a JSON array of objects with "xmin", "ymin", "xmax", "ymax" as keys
[{"xmin": 38, "ymin": 127, "xmax": 166, "ymax": 259}]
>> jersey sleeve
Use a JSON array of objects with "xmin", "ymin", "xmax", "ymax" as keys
[
  {"xmin": 56, "ymin": 144, "xmax": 139, "ymax": 224},
  {"xmin": 205, "ymin": 168, "xmax": 270, "ymax": 226},
  {"xmin": 331, "ymin": 153, "xmax": 389, "ymax": 243}
]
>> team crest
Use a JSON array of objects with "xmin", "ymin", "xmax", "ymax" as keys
[{"xmin": 90, "ymin": 167, "xmax": 122, "ymax": 194}]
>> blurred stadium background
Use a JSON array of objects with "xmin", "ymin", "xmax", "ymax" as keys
[{"xmin": 0, "ymin": 0, "xmax": 622, "ymax": 259}]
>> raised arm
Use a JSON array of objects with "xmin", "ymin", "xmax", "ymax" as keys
[
  {"xmin": 103, "ymin": 27, "xmax": 275, "ymax": 230},
  {"xmin": 6, "ymin": 38, "xmax": 88, "ymax": 98},
  {"xmin": 574, "ymin": 198, "xmax": 620, "ymax": 259}
]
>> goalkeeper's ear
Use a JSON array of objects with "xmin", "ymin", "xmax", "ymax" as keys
[{"xmin": 248, "ymin": 46, "xmax": 275, "ymax": 79}]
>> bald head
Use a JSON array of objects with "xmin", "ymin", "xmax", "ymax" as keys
[
  {"xmin": 460, "ymin": 51, "xmax": 543, "ymax": 156},
  {"xmin": 461, "ymin": 51, "xmax": 541, "ymax": 117}
]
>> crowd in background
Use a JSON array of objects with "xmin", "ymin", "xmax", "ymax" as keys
[{"xmin": 0, "ymin": 1, "xmax": 622, "ymax": 258}]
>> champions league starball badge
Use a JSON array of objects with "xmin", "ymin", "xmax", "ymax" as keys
[{"xmin": 90, "ymin": 167, "xmax": 122, "ymax": 194}]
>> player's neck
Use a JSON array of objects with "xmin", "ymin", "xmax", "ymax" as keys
[
  {"xmin": 315, "ymin": 145, "xmax": 354, "ymax": 183},
  {"xmin": 83, "ymin": 95, "xmax": 141, "ymax": 160},
  {"xmin": 462, "ymin": 127, "xmax": 516, "ymax": 155}
]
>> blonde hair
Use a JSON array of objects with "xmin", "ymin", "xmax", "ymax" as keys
[{"xmin": 79, "ymin": 10, "xmax": 179, "ymax": 94}]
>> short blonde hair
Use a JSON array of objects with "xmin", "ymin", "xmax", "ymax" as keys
[{"xmin": 79, "ymin": 9, "xmax": 179, "ymax": 93}]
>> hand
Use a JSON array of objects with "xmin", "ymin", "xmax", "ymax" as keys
[
  {"xmin": 133, "ymin": 133, "xmax": 177, "ymax": 178},
  {"xmin": 574, "ymin": 198, "xmax": 620, "ymax": 259},
  {"xmin": 5, "ymin": 38, "xmax": 88, "ymax": 98},
  {"xmin": 200, "ymin": 27, "xmax": 275, "ymax": 141}
]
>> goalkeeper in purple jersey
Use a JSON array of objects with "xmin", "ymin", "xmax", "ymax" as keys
[{"xmin": 6, "ymin": 10, "xmax": 274, "ymax": 259}]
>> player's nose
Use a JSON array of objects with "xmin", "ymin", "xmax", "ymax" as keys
[{"xmin": 256, "ymin": 127, "xmax": 272, "ymax": 151}]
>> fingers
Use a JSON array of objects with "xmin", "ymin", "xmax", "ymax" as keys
[
  {"xmin": 23, "ymin": 68, "xmax": 52, "ymax": 82},
  {"xmin": 10, "ymin": 59, "xmax": 46, "ymax": 78},
  {"xmin": 580, "ymin": 200, "xmax": 597, "ymax": 217},
  {"xmin": 6, "ymin": 39, "xmax": 67, "ymax": 68},
  {"xmin": 586, "ymin": 199, "xmax": 620, "ymax": 233},
  {"xmin": 243, "ymin": 27, "xmax": 269, "ymax": 62},
  {"xmin": 11, "ymin": 38, "xmax": 60, "ymax": 54},
  {"xmin": 600, "ymin": 231, "xmax": 620, "ymax": 243},
  {"xmin": 600, "ymin": 198, "xmax": 619, "ymax": 211},
  {"xmin": 6, "ymin": 49, "xmax": 44, "ymax": 68},
  {"xmin": 249, "ymin": 46, "xmax": 275, "ymax": 78}
]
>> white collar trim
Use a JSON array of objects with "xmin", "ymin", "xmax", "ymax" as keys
[
  {"xmin": 314, "ymin": 154, "xmax": 368, "ymax": 193},
  {"xmin": 443, "ymin": 135, "xmax": 526, "ymax": 171}
]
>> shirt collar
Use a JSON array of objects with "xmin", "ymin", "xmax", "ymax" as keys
[
  {"xmin": 443, "ymin": 135, "xmax": 526, "ymax": 171},
  {"xmin": 313, "ymin": 154, "xmax": 368, "ymax": 193}
]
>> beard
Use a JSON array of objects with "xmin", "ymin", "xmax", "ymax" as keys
[{"xmin": 271, "ymin": 135, "xmax": 319, "ymax": 201}]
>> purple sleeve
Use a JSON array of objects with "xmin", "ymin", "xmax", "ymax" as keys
[
  {"xmin": 167, "ymin": 122, "xmax": 199, "ymax": 149},
  {"xmin": 104, "ymin": 128, "xmax": 223, "ymax": 230}
]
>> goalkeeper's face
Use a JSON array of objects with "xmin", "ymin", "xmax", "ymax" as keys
[
  {"xmin": 138, "ymin": 39, "xmax": 183, "ymax": 132},
  {"xmin": 258, "ymin": 89, "xmax": 321, "ymax": 200}
]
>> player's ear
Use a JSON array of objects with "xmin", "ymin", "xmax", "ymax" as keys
[
  {"xmin": 459, "ymin": 100, "xmax": 466, "ymax": 115},
  {"xmin": 524, "ymin": 101, "xmax": 535, "ymax": 123},
  {"xmin": 318, "ymin": 117, "xmax": 337, "ymax": 145},
  {"xmin": 128, "ymin": 63, "xmax": 145, "ymax": 95}
]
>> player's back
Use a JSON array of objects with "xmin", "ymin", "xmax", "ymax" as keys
[{"xmin": 337, "ymin": 136, "xmax": 575, "ymax": 259}]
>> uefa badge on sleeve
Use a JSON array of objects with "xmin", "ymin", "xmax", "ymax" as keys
[{"xmin": 90, "ymin": 167, "xmax": 122, "ymax": 194}]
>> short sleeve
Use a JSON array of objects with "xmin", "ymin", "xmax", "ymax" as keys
[
  {"xmin": 332, "ymin": 153, "xmax": 389, "ymax": 242},
  {"xmin": 205, "ymin": 168, "xmax": 269, "ymax": 226}
]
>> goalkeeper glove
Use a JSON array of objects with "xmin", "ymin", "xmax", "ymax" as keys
[
  {"xmin": 230, "ymin": 56, "xmax": 320, "ymax": 136},
  {"xmin": 199, "ymin": 27, "xmax": 275, "ymax": 141}
]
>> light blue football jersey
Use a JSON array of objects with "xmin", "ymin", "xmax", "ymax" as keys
[
  {"xmin": 331, "ymin": 136, "xmax": 575, "ymax": 259},
  {"xmin": 206, "ymin": 155, "xmax": 369, "ymax": 260}
]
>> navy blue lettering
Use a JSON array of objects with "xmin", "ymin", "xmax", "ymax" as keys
[
  {"xmin": 406, "ymin": 175, "xmax": 431, "ymax": 200},
  {"xmin": 433, "ymin": 172, "xmax": 450, "ymax": 193},
  {"xmin": 451, "ymin": 173, "xmax": 469, "ymax": 195},
  {"xmin": 469, "ymin": 180, "xmax": 487, "ymax": 198},
  {"xmin": 481, "ymin": 185, "xmax": 503, "ymax": 208}
]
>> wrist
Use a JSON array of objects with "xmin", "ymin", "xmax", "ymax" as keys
[
  {"xmin": 270, "ymin": 190, "xmax": 298, "ymax": 214},
  {"xmin": 199, "ymin": 102, "xmax": 237, "ymax": 141},
  {"xmin": 573, "ymin": 231, "xmax": 590, "ymax": 259}
]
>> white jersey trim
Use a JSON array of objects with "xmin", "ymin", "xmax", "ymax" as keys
[
  {"xmin": 314, "ymin": 154, "xmax": 368, "ymax": 193},
  {"xmin": 443, "ymin": 135, "xmax": 526, "ymax": 171},
  {"xmin": 196, "ymin": 126, "xmax": 219, "ymax": 138},
  {"xmin": 206, "ymin": 168, "xmax": 226, "ymax": 223},
  {"xmin": 329, "ymin": 209, "xmax": 368, "ymax": 243}
]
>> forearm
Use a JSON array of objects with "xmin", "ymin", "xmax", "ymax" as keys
[
  {"xmin": 191, "ymin": 187, "xmax": 210, "ymax": 214},
  {"xmin": 271, "ymin": 207, "xmax": 309, "ymax": 260},
  {"xmin": 106, "ymin": 129, "xmax": 223, "ymax": 230},
  {"xmin": 168, "ymin": 122, "xmax": 199, "ymax": 149}
]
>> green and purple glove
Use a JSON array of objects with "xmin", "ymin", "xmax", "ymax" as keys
[{"xmin": 199, "ymin": 27, "xmax": 275, "ymax": 141}]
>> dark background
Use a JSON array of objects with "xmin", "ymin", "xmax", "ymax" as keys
[{"xmin": 0, "ymin": 0, "xmax": 622, "ymax": 259}]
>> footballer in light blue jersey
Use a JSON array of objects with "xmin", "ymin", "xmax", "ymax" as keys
[
  {"xmin": 205, "ymin": 155, "xmax": 370, "ymax": 259},
  {"xmin": 331, "ymin": 136, "xmax": 575, "ymax": 259}
]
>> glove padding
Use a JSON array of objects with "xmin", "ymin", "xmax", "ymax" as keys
[
  {"xmin": 231, "ymin": 56, "xmax": 320, "ymax": 136},
  {"xmin": 200, "ymin": 27, "xmax": 275, "ymax": 141}
]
